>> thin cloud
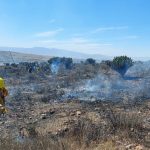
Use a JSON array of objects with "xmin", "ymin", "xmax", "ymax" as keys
[
  {"xmin": 124, "ymin": 35, "xmax": 139, "ymax": 39},
  {"xmin": 34, "ymin": 38, "xmax": 113, "ymax": 54},
  {"xmin": 49, "ymin": 19, "xmax": 56, "ymax": 24},
  {"xmin": 72, "ymin": 33, "xmax": 84, "ymax": 37},
  {"xmin": 70, "ymin": 37, "xmax": 88, "ymax": 43},
  {"xmin": 35, "ymin": 28, "xmax": 64, "ymax": 37},
  {"xmin": 114, "ymin": 35, "xmax": 140, "ymax": 40},
  {"xmin": 92, "ymin": 26, "xmax": 128, "ymax": 33}
]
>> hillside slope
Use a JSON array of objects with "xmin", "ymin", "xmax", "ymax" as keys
[
  {"xmin": 0, "ymin": 47, "xmax": 111, "ymax": 60},
  {"xmin": 0, "ymin": 51, "xmax": 51, "ymax": 64}
]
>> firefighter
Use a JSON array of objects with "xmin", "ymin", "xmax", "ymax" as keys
[{"xmin": 0, "ymin": 78, "xmax": 8, "ymax": 114}]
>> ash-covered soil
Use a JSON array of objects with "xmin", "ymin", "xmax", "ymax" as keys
[{"xmin": 0, "ymin": 60, "xmax": 150, "ymax": 150}]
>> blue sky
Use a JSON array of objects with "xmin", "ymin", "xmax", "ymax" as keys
[{"xmin": 0, "ymin": 0, "xmax": 150, "ymax": 57}]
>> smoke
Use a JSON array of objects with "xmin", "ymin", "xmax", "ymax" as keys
[
  {"xmin": 125, "ymin": 61, "xmax": 150, "ymax": 78},
  {"xmin": 63, "ymin": 68, "xmax": 150, "ymax": 102},
  {"xmin": 50, "ymin": 60, "xmax": 61, "ymax": 74},
  {"xmin": 51, "ymin": 63, "xmax": 59, "ymax": 74},
  {"xmin": 79, "ymin": 74, "xmax": 127, "ymax": 101}
]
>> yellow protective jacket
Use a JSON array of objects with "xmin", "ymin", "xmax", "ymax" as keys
[
  {"xmin": 0, "ymin": 78, "xmax": 5, "ymax": 89},
  {"xmin": 0, "ymin": 78, "xmax": 8, "ymax": 106}
]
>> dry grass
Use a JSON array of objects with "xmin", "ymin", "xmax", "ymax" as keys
[
  {"xmin": 0, "ymin": 137, "xmax": 119, "ymax": 150},
  {"xmin": 93, "ymin": 141, "xmax": 116, "ymax": 150},
  {"xmin": 0, "ymin": 136, "xmax": 69, "ymax": 150},
  {"xmin": 0, "ymin": 109, "xmax": 148, "ymax": 150}
]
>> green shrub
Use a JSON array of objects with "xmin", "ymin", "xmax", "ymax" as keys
[
  {"xmin": 85, "ymin": 58, "xmax": 96, "ymax": 65},
  {"xmin": 112, "ymin": 56, "xmax": 133, "ymax": 75},
  {"xmin": 48, "ymin": 57, "xmax": 73, "ymax": 69}
]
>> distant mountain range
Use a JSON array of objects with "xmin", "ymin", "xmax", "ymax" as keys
[
  {"xmin": 0, "ymin": 47, "xmax": 112, "ymax": 61},
  {"xmin": 0, "ymin": 47, "xmax": 150, "ymax": 63}
]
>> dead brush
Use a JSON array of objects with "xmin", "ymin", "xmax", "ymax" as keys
[
  {"xmin": 107, "ymin": 111, "xmax": 143, "ymax": 130},
  {"xmin": 0, "ymin": 136, "xmax": 69, "ymax": 150},
  {"xmin": 105, "ymin": 107, "xmax": 147, "ymax": 143},
  {"xmin": 67, "ymin": 118, "xmax": 109, "ymax": 147}
]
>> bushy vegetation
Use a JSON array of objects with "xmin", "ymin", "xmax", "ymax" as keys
[
  {"xmin": 1, "ymin": 55, "xmax": 134, "ymax": 78},
  {"xmin": 112, "ymin": 56, "xmax": 133, "ymax": 75},
  {"xmin": 102, "ymin": 56, "xmax": 134, "ymax": 75},
  {"xmin": 48, "ymin": 57, "xmax": 73, "ymax": 70},
  {"xmin": 85, "ymin": 58, "xmax": 96, "ymax": 65}
]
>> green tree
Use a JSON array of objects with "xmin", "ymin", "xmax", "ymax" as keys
[
  {"xmin": 85, "ymin": 58, "xmax": 96, "ymax": 65},
  {"xmin": 112, "ymin": 56, "xmax": 133, "ymax": 75}
]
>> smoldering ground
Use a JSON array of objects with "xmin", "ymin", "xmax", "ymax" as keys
[{"xmin": 63, "ymin": 63, "xmax": 150, "ymax": 102}]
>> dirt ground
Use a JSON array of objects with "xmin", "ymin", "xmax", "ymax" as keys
[{"xmin": 0, "ymin": 62, "xmax": 149, "ymax": 149}]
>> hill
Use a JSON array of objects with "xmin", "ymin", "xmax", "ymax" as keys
[
  {"xmin": 0, "ymin": 51, "xmax": 51, "ymax": 64},
  {"xmin": 0, "ymin": 47, "xmax": 111, "ymax": 61}
]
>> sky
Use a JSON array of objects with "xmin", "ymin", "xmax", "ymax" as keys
[{"xmin": 0, "ymin": 0, "xmax": 150, "ymax": 57}]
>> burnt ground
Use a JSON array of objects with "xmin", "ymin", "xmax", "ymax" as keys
[{"xmin": 0, "ymin": 62, "xmax": 149, "ymax": 150}]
